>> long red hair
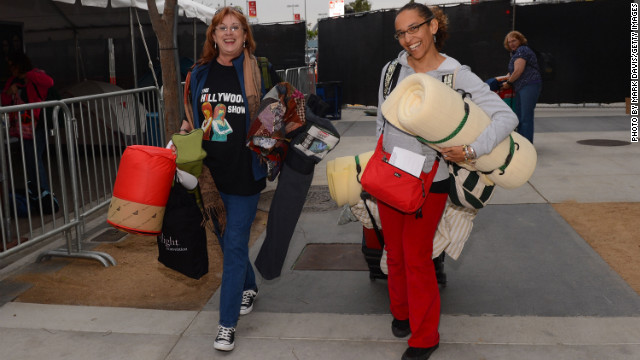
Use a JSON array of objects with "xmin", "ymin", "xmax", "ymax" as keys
[{"xmin": 198, "ymin": 7, "xmax": 256, "ymax": 65}]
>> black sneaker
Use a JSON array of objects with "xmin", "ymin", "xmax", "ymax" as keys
[
  {"xmin": 39, "ymin": 191, "xmax": 60, "ymax": 214},
  {"xmin": 240, "ymin": 289, "xmax": 258, "ymax": 315},
  {"xmin": 213, "ymin": 325, "xmax": 235, "ymax": 351},
  {"xmin": 401, "ymin": 344, "xmax": 439, "ymax": 360},
  {"xmin": 29, "ymin": 189, "xmax": 59, "ymax": 215},
  {"xmin": 391, "ymin": 318, "xmax": 411, "ymax": 338}
]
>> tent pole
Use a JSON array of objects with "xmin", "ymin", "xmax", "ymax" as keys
[
  {"xmin": 174, "ymin": 9, "xmax": 185, "ymax": 119},
  {"xmin": 74, "ymin": 34, "xmax": 80, "ymax": 82},
  {"xmin": 512, "ymin": 0, "xmax": 516, "ymax": 31},
  {"xmin": 130, "ymin": 7, "xmax": 138, "ymax": 88}
]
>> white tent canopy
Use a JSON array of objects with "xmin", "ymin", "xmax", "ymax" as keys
[
  {"xmin": 0, "ymin": 0, "xmax": 216, "ymax": 44},
  {"xmin": 53, "ymin": 0, "xmax": 217, "ymax": 25}
]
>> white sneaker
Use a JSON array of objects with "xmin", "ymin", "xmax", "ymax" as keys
[
  {"xmin": 240, "ymin": 289, "xmax": 258, "ymax": 315},
  {"xmin": 213, "ymin": 325, "xmax": 235, "ymax": 351}
]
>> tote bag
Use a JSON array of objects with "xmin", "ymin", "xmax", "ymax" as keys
[{"xmin": 157, "ymin": 178, "xmax": 208, "ymax": 279}]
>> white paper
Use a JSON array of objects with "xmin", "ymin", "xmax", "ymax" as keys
[{"xmin": 389, "ymin": 147, "xmax": 426, "ymax": 178}]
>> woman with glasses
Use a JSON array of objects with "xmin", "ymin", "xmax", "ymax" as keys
[
  {"xmin": 499, "ymin": 31, "xmax": 542, "ymax": 143},
  {"xmin": 376, "ymin": 3, "xmax": 517, "ymax": 360},
  {"xmin": 180, "ymin": 6, "xmax": 279, "ymax": 352}
]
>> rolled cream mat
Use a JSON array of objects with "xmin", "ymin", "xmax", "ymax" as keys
[
  {"xmin": 381, "ymin": 73, "xmax": 536, "ymax": 189},
  {"xmin": 326, "ymin": 150, "xmax": 374, "ymax": 207}
]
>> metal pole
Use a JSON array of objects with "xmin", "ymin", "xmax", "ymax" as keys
[
  {"xmin": 74, "ymin": 34, "xmax": 80, "ymax": 82},
  {"xmin": 130, "ymin": 7, "xmax": 138, "ymax": 88},
  {"xmin": 108, "ymin": 38, "xmax": 116, "ymax": 85},
  {"xmin": 512, "ymin": 0, "xmax": 516, "ymax": 31},
  {"xmin": 287, "ymin": 4, "xmax": 299, "ymax": 21},
  {"xmin": 173, "ymin": 4, "xmax": 185, "ymax": 120},
  {"xmin": 193, "ymin": 18, "xmax": 197, "ymax": 64}
]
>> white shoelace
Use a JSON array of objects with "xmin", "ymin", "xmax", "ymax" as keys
[
  {"xmin": 216, "ymin": 325, "xmax": 235, "ymax": 342},
  {"xmin": 241, "ymin": 290, "xmax": 255, "ymax": 306}
]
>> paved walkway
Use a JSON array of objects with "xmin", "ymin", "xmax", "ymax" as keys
[{"xmin": 1, "ymin": 106, "xmax": 639, "ymax": 360}]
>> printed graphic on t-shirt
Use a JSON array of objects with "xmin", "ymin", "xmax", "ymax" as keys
[
  {"xmin": 201, "ymin": 102, "xmax": 232, "ymax": 141},
  {"xmin": 199, "ymin": 89, "xmax": 244, "ymax": 142}
]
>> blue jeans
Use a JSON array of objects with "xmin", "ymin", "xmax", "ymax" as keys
[
  {"xmin": 218, "ymin": 191, "xmax": 259, "ymax": 328},
  {"xmin": 514, "ymin": 82, "xmax": 542, "ymax": 143},
  {"xmin": 24, "ymin": 127, "xmax": 50, "ymax": 194}
]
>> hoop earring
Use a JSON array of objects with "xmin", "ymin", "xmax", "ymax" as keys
[{"xmin": 243, "ymin": 41, "xmax": 246, "ymax": 48}]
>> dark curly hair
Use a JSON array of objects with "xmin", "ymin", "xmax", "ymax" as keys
[
  {"xmin": 7, "ymin": 52, "xmax": 33, "ymax": 75},
  {"xmin": 397, "ymin": 2, "xmax": 449, "ymax": 51}
]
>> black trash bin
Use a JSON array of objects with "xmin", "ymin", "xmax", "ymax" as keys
[{"xmin": 315, "ymin": 81, "xmax": 342, "ymax": 120}]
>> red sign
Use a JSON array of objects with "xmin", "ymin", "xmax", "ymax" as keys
[
  {"xmin": 248, "ymin": 1, "xmax": 257, "ymax": 17},
  {"xmin": 294, "ymin": 13, "xmax": 301, "ymax": 22}
]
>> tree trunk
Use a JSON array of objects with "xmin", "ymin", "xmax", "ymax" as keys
[{"xmin": 147, "ymin": 0, "xmax": 180, "ymax": 142}]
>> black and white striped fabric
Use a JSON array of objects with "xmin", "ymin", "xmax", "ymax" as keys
[{"xmin": 448, "ymin": 162, "xmax": 495, "ymax": 209}]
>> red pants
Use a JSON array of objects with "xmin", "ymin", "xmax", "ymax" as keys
[{"xmin": 378, "ymin": 192, "xmax": 448, "ymax": 348}]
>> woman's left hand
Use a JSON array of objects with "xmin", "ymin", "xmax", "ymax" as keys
[{"xmin": 440, "ymin": 145, "xmax": 467, "ymax": 163}]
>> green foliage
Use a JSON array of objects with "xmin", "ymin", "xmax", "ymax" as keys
[
  {"xmin": 348, "ymin": 0, "xmax": 372, "ymax": 12},
  {"xmin": 307, "ymin": 29, "xmax": 318, "ymax": 40}
]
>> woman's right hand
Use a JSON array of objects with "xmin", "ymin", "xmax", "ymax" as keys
[
  {"xmin": 166, "ymin": 139, "xmax": 177, "ymax": 156},
  {"xmin": 7, "ymin": 83, "xmax": 19, "ymax": 96},
  {"xmin": 179, "ymin": 119, "xmax": 192, "ymax": 134}
]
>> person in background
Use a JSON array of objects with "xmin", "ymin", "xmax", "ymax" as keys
[
  {"xmin": 499, "ymin": 30, "xmax": 542, "ymax": 143},
  {"xmin": 179, "ymin": 6, "xmax": 278, "ymax": 353},
  {"xmin": 1, "ymin": 52, "xmax": 58, "ymax": 214},
  {"xmin": 376, "ymin": 3, "xmax": 518, "ymax": 360}
]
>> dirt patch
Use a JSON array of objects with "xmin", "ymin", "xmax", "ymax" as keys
[
  {"xmin": 8, "ymin": 202, "xmax": 640, "ymax": 309},
  {"xmin": 11, "ymin": 210, "xmax": 268, "ymax": 310},
  {"xmin": 552, "ymin": 202, "xmax": 640, "ymax": 296}
]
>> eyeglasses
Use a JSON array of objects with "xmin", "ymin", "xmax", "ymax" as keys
[
  {"xmin": 216, "ymin": 25, "xmax": 242, "ymax": 33},
  {"xmin": 393, "ymin": 15, "xmax": 434, "ymax": 40}
]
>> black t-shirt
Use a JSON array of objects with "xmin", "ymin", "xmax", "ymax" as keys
[{"xmin": 199, "ymin": 61, "xmax": 265, "ymax": 195}]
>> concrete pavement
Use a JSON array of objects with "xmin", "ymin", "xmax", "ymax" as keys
[{"xmin": 1, "ymin": 106, "xmax": 639, "ymax": 360}]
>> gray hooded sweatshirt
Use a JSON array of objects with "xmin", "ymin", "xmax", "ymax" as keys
[{"xmin": 376, "ymin": 51, "xmax": 519, "ymax": 183}]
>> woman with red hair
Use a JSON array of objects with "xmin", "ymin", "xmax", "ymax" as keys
[{"xmin": 180, "ymin": 7, "xmax": 279, "ymax": 352}]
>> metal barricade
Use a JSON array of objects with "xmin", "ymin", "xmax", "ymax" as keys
[
  {"xmin": 61, "ymin": 87, "xmax": 164, "ymax": 223},
  {"xmin": 279, "ymin": 66, "xmax": 316, "ymax": 95},
  {"xmin": 0, "ymin": 86, "xmax": 164, "ymax": 267}
]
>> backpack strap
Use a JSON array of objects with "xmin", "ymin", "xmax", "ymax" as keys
[
  {"xmin": 383, "ymin": 59, "xmax": 401, "ymax": 99},
  {"xmin": 183, "ymin": 71, "xmax": 194, "ymax": 130},
  {"xmin": 257, "ymin": 57, "xmax": 272, "ymax": 90},
  {"xmin": 442, "ymin": 65, "xmax": 461, "ymax": 90}
]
